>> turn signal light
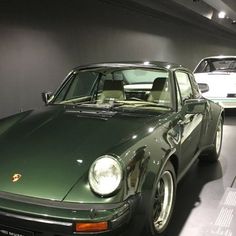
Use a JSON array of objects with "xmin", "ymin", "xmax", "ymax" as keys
[{"xmin": 76, "ymin": 221, "xmax": 108, "ymax": 232}]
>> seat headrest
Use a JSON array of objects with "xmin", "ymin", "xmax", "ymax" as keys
[
  {"xmin": 151, "ymin": 78, "xmax": 168, "ymax": 91},
  {"xmin": 103, "ymin": 80, "xmax": 124, "ymax": 91}
]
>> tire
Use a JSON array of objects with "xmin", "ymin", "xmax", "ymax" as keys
[
  {"xmin": 199, "ymin": 116, "xmax": 223, "ymax": 162},
  {"xmin": 144, "ymin": 161, "xmax": 176, "ymax": 236}
]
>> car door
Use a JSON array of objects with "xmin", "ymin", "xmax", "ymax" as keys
[{"xmin": 175, "ymin": 70, "xmax": 204, "ymax": 173}]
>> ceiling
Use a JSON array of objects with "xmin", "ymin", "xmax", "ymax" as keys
[
  {"xmin": 222, "ymin": 0, "xmax": 236, "ymax": 12},
  {"xmin": 103, "ymin": 0, "xmax": 236, "ymax": 38},
  {"xmin": 175, "ymin": 0, "xmax": 236, "ymax": 32}
]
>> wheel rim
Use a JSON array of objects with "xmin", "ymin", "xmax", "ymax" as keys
[
  {"xmin": 153, "ymin": 170, "xmax": 174, "ymax": 232},
  {"xmin": 215, "ymin": 120, "xmax": 222, "ymax": 155}
]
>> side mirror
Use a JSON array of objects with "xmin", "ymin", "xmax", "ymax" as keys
[
  {"xmin": 41, "ymin": 91, "xmax": 53, "ymax": 104},
  {"xmin": 184, "ymin": 99, "xmax": 207, "ymax": 114},
  {"xmin": 198, "ymin": 83, "xmax": 209, "ymax": 93}
]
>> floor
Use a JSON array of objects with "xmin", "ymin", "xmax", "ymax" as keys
[{"xmin": 165, "ymin": 110, "xmax": 236, "ymax": 236}]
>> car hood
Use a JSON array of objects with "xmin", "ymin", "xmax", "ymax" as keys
[
  {"xmin": 0, "ymin": 105, "xmax": 160, "ymax": 201},
  {"xmin": 195, "ymin": 72, "xmax": 236, "ymax": 97}
]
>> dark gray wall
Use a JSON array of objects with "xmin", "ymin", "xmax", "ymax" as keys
[{"xmin": 0, "ymin": 0, "xmax": 236, "ymax": 118}]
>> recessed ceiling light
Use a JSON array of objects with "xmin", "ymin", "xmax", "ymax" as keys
[{"xmin": 218, "ymin": 11, "xmax": 226, "ymax": 19}]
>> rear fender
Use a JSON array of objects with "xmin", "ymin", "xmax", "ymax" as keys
[{"xmin": 200, "ymin": 101, "xmax": 224, "ymax": 147}]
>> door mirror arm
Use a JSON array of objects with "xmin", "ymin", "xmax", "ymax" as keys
[{"xmin": 41, "ymin": 92, "xmax": 53, "ymax": 105}]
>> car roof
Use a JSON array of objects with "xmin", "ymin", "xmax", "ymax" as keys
[
  {"xmin": 73, "ymin": 61, "xmax": 191, "ymax": 72},
  {"xmin": 201, "ymin": 55, "xmax": 236, "ymax": 60}
]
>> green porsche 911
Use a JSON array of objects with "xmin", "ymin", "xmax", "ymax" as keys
[{"xmin": 0, "ymin": 62, "xmax": 223, "ymax": 236}]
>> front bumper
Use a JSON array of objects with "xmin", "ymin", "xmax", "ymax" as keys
[{"xmin": 0, "ymin": 192, "xmax": 139, "ymax": 236}]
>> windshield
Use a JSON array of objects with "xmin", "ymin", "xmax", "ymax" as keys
[
  {"xmin": 52, "ymin": 68, "xmax": 172, "ymax": 112},
  {"xmin": 195, "ymin": 58, "xmax": 236, "ymax": 73}
]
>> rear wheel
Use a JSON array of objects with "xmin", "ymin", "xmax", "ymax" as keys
[
  {"xmin": 199, "ymin": 117, "xmax": 223, "ymax": 162},
  {"xmin": 145, "ymin": 161, "xmax": 176, "ymax": 235}
]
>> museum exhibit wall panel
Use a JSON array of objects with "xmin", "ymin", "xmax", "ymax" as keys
[{"xmin": 0, "ymin": 0, "xmax": 235, "ymax": 118}]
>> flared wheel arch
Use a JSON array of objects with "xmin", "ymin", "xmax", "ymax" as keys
[{"xmin": 142, "ymin": 159, "xmax": 177, "ymax": 235}]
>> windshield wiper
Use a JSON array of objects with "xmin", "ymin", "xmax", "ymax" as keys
[
  {"xmin": 137, "ymin": 103, "xmax": 172, "ymax": 110},
  {"xmin": 66, "ymin": 108, "xmax": 117, "ymax": 120},
  {"xmin": 110, "ymin": 101, "xmax": 172, "ymax": 111},
  {"xmin": 67, "ymin": 100, "xmax": 172, "ymax": 113}
]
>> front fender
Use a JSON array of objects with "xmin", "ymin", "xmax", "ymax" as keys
[{"xmin": 0, "ymin": 110, "xmax": 33, "ymax": 137}]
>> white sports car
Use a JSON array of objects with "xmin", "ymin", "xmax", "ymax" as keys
[{"xmin": 194, "ymin": 56, "xmax": 236, "ymax": 108}]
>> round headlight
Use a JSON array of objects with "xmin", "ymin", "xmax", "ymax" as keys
[{"xmin": 89, "ymin": 155, "xmax": 123, "ymax": 196}]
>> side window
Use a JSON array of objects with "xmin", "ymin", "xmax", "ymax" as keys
[
  {"xmin": 189, "ymin": 74, "xmax": 201, "ymax": 98},
  {"xmin": 175, "ymin": 71, "xmax": 194, "ymax": 102},
  {"xmin": 194, "ymin": 60, "xmax": 206, "ymax": 73},
  {"xmin": 176, "ymin": 83, "xmax": 182, "ymax": 110}
]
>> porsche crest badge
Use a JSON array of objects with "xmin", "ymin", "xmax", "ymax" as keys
[{"xmin": 12, "ymin": 173, "xmax": 22, "ymax": 182}]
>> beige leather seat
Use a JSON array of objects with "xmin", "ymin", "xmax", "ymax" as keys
[
  {"xmin": 99, "ymin": 80, "xmax": 125, "ymax": 103},
  {"xmin": 147, "ymin": 78, "xmax": 170, "ymax": 105}
]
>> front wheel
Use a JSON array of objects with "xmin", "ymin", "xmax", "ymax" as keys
[{"xmin": 145, "ymin": 161, "xmax": 176, "ymax": 235}]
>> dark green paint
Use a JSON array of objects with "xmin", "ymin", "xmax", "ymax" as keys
[
  {"xmin": 0, "ymin": 62, "xmax": 223, "ymax": 234},
  {"xmin": 0, "ymin": 106, "xmax": 159, "ymax": 201}
]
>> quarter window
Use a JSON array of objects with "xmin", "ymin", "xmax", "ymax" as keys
[
  {"xmin": 189, "ymin": 74, "xmax": 201, "ymax": 98},
  {"xmin": 176, "ymin": 83, "xmax": 182, "ymax": 110},
  {"xmin": 175, "ymin": 71, "xmax": 193, "ymax": 101}
]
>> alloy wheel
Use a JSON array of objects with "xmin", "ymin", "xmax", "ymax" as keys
[
  {"xmin": 215, "ymin": 119, "xmax": 222, "ymax": 155},
  {"xmin": 153, "ymin": 170, "xmax": 174, "ymax": 232}
]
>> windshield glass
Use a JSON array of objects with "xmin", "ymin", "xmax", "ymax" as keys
[
  {"xmin": 52, "ymin": 68, "xmax": 172, "ymax": 112},
  {"xmin": 195, "ymin": 58, "xmax": 236, "ymax": 73}
]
